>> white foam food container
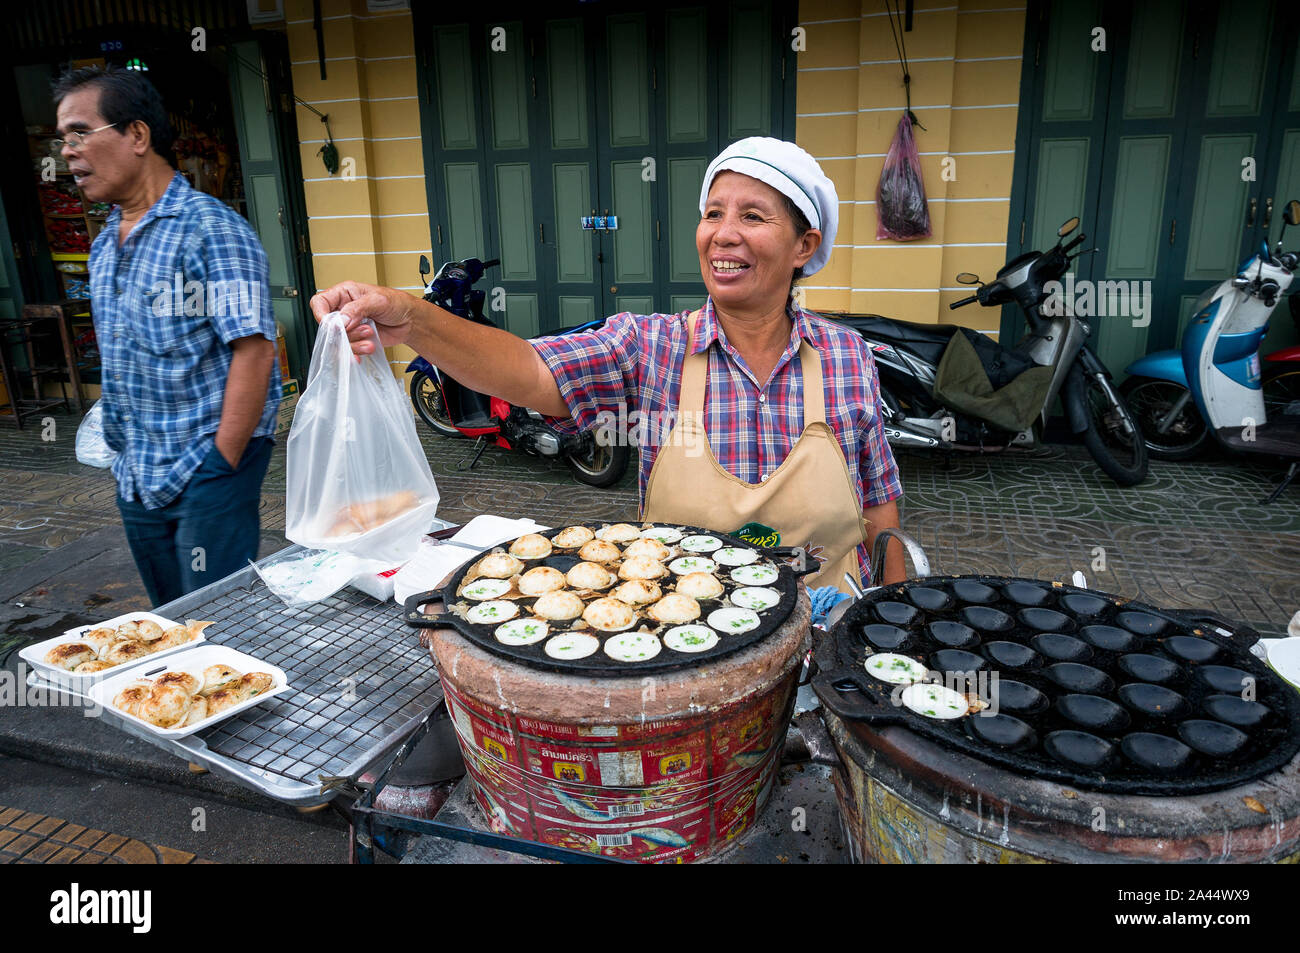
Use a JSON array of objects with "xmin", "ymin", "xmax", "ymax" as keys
[
  {"xmin": 18, "ymin": 611, "xmax": 209, "ymax": 688},
  {"xmin": 88, "ymin": 644, "xmax": 291, "ymax": 740}
]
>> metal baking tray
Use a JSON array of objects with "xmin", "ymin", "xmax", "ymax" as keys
[{"xmin": 61, "ymin": 542, "xmax": 448, "ymax": 806}]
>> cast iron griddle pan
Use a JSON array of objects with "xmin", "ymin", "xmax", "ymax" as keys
[
  {"xmin": 404, "ymin": 522, "xmax": 813, "ymax": 677},
  {"xmin": 812, "ymin": 575, "xmax": 1300, "ymax": 795}
]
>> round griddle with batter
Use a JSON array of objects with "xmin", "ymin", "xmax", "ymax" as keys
[
  {"xmin": 812, "ymin": 576, "xmax": 1300, "ymax": 795},
  {"xmin": 404, "ymin": 523, "xmax": 809, "ymax": 676}
]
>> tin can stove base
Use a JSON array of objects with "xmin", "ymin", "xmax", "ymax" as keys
[{"xmin": 398, "ymin": 758, "xmax": 849, "ymax": 864}]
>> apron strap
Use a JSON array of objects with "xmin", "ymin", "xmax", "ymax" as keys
[
  {"xmin": 681, "ymin": 310, "xmax": 708, "ymax": 414},
  {"xmin": 798, "ymin": 339, "xmax": 825, "ymax": 426}
]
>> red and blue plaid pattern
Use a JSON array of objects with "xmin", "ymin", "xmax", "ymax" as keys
[{"xmin": 532, "ymin": 296, "xmax": 903, "ymax": 583}]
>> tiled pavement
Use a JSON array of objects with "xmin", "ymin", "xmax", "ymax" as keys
[
  {"xmin": 0, "ymin": 805, "xmax": 212, "ymax": 864},
  {"xmin": 0, "ymin": 407, "xmax": 1297, "ymax": 645}
]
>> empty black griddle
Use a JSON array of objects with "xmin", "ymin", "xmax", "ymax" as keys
[
  {"xmin": 812, "ymin": 575, "xmax": 1300, "ymax": 795},
  {"xmin": 404, "ymin": 523, "xmax": 811, "ymax": 676}
]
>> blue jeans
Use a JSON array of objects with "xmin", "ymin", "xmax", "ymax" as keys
[{"xmin": 117, "ymin": 436, "xmax": 274, "ymax": 608}]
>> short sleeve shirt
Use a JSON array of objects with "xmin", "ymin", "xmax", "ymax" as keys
[
  {"xmin": 90, "ymin": 172, "xmax": 280, "ymax": 509},
  {"xmin": 531, "ymin": 296, "xmax": 903, "ymax": 582}
]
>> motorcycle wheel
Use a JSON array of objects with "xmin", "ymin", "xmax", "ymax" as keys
[
  {"xmin": 1068, "ymin": 365, "xmax": 1149, "ymax": 485},
  {"xmin": 409, "ymin": 370, "xmax": 460, "ymax": 437},
  {"xmin": 1118, "ymin": 376, "xmax": 1209, "ymax": 461},
  {"xmin": 563, "ymin": 435, "xmax": 631, "ymax": 488},
  {"xmin": 1263, "ymin": 366, "xmax": 1300, "ymax": 418}
]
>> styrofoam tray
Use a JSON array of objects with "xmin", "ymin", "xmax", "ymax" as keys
[
  {"xmin": 18, "ymin": 611, "xmax": 209, "ymax": 687},
  {"xmin": 88, "ymin": 644, "xmax": 291, "ymax": 740}
]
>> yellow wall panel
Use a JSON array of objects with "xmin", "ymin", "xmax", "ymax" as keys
[
  {"xmin": 374, "ymin": 178, "xmax": 429, "ymax": 214},
  {"xmin": 943, "ymin": 199, "xmax": 1013, "ymax": 243},
  {"xmin": 287, "ymin": 62, "xmax": 365, "ymax": 105},
  {"xmin": 799, "ymin": 114, "xmax": 860, "ymax": 158},
  {"xmin": 850, "ymin": 290, "xmax": 942, "ymax": 323},
  {"xmin": 949, "ymin": 107, "xmax": 1019, "ymax": 151},
  {"xmin": 856, "ymin": 60, "xmax": 954, "ymax": 110},
  {"xmin": 311, "ymin": 255, "xmax": 381, "ymax": 289},
  {"xmin": 954, "ymin": 12, "xmax": 1029, "ymax": 58},
  {"xmin": 798, "ymin": 69, "xmax": 863, "ymax": 114},
  {"xmin": 365, "ymin": 99, "xmax": 423, "ymax": 139},
  {"xmin": 306, "ymin": 216, "xmax": 380, "ymax": 253},
  {"xmin": 361, "ymin": 60, "xmax": 420, "ymax": 101},
  {"xmin": 799, "ymin": 21, "xmax": 859, "ymax": 69},
  {"xmin": 303, "ymin": 179, "xmax": 373, "ymax": 216},
  {"xmin": 942, "ymin": 149, "xmax": 1016, "ymax": 198},
  {"xmin": 378, "ymin": 215, "xmax": 434, "ymax": 251},
  {"xmin": 858, "ymin": 12, "xmax": 957, "ymax": 63},
  {"xmin": 802, "ymin": 0, "xmax": 860, "ymax": 22},
  {"xmin": 299, "ymin": 142, "xmax": 369, "ymax": 179},
  {"xmin": 368, "ymin": 139, "xmax": 425, "ymax": 179},
  {"xmin": 952, "ymin": 59, "xmax": 1022, "ymax": 105},
  {"xmin": 285, "ymin": 18, "xmax": 357, "ymax": 60}
]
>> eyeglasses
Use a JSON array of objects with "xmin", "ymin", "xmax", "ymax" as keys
[{"xmin": 51, "ymin": 122, "xmax": 120, "ymax": 149}]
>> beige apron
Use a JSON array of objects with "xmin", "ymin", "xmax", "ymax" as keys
[{"xmin": 642, "ymin": 311, "xmax": 868, "ymax": 593}]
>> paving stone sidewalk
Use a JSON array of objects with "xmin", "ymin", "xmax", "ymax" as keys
[{"xmin": 1, "ymin": 408, "xmax": 1297, "ymax": 645}]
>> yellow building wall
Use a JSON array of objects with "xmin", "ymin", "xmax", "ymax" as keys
[
  {"xmin": 796, "ymin": 0, "xmax": 1026, "ymax": 338},
  {"xmin": 282, "ymin": 0, "xmax": 427, "ymax": 375},
  {"xmin": 278, "ymin": 0, "xmax": 1026, "ymax": 375}
]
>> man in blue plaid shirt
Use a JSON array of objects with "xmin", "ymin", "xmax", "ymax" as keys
[{"xmin": 56, "ymin": 66, "xmax": 280, "ymax": 606}]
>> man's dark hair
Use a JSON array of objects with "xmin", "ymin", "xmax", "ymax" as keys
[{"xmin": 52, "ymin": 65, "xmax": 174, "ymax": 161}]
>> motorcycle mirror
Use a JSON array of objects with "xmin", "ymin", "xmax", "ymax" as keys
[
  {"xmin": 419, "ymin": 255, "xmax": 431, "ymax": 277},
  {"xmin": 1285, "ymin": 200, "xmax": 1300, "ymax": 227},
  {"xmin": 955, "ymin": 272, "xmax": 981, "ymax": 285},
  {"xmin": 1058, "ymin": 217, "xmax": 1080, "ymax": 237}
]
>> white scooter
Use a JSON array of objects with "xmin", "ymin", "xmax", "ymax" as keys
[{"xmin": 1124, "ymin": 200, "xmax": 1300, "ymax": 502}]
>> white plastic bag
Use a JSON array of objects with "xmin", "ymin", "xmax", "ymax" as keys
[
  {"xmin": 285, "ymin": 312, "xmax": 440, "ymax": 565},
  {"xmin": 75, "ymin": 401, "xmax": 119, "ymax": 469}
]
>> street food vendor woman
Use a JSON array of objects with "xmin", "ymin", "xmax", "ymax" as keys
[{"xmin": 310, "ymin": 137, "xmax": 904, "ymax": 591}]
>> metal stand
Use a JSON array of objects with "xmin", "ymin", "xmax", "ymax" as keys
[
  {"xmin": 455, "ymin": 436, "xmax": 489, "ymax": 471},
  {"xmin": 1261, "ymin": 461, "xmax": 1298, "ymax": 505}
]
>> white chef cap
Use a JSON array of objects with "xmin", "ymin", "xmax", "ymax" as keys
[{"xmin": 699, "ymin": 137, "xmax": 839, "ymax": 276}]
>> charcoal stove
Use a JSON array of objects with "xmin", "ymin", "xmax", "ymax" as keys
[
  {"xmin": 408, "ymin": 522, "xmax": 815, "ymax": 863},
  {"xmin": 811, "ymin": 573, "xmax": 1300, "ymax": 863}
]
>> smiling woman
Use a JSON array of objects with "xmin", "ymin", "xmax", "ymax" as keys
[{"xmin": 309, "ymin": 137, "xmax": 906, "ymax": 591}]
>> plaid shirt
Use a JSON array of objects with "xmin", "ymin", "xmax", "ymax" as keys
[
  {"xmin": 532, "ymin": 296, "xmax": 903, "ymax": 582},
  {"xmin": 90, "ymin": 172, "xmax": 280, "ymax": 508}
]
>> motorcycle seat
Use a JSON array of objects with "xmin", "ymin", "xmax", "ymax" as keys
[{"xmin": 837, "ymin": 314, "xmax": 962, "ymax": 367}]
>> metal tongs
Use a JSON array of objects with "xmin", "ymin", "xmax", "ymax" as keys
[{"xmin": 824, "ymin": 528, "xmax": 931, "ymax": 630}]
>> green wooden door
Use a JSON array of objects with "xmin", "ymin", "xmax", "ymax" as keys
[
  {"xmin": 415, "ymin": 2, "xmax": 792, "ymax": 334},
  {"xmin": 1009, "ymin": 0, "xmax": 1300, "ymax": 372},
  {"xmin": 229, "ymin": 38, "xmax": 312, "ymax": 380}
]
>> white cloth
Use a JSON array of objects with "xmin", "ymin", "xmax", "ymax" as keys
[
  {"xmin": 699, "ymin": 137, "xmax": 839, "ymax": 276},
  {"xmin": 390, "ymin": 515, "xmax": 549, "ymax": 606}
]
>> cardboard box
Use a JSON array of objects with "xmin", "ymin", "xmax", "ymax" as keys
[
  {"xmin": 276, "ymin": 325, "xmax": 291, "ymax": 382},
  {"xmin": 275, "ymin": 378, "xmax": 299, "ymax": 435}
]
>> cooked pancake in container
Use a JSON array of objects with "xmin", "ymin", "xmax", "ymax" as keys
[
  {"xmin": 582, "ymin": 597, "xmax": 637, "ymax": 632},
  {"xmin": 567, "ymin": 562, "xmax": 614, "ymax": 591},
  {"xmin": 648, "ymin": 593, "xmax": 702, "ymax": 624},
  {"xmin": 154, "ymin": 671, "xmax": 201, "ymax": 695},
  {"xmin": 134, "ymin": 619, "xmax": 165, "ymax": 642},
  {"xmin": 624, "ymin": 538, "xmax": 672, "ymax": 562},
  {"xmin": 612, "ymin": 579, "xmax": 662, "ymax": 606},
  {"xmin": 533, "ymin": 590, "xmax": 586, "ymax": 621},
  {"xmin": 595, "ymin": 523, "xmax": 640, "ymax": 543},
  {"xmin": 44, "ymin": 642, "xmax": 97, "ymax": 671},
  {"xmin": 518, "ymin": 566, "xmax": 567, "ymax": 596},
  {"xmin": 618, "ymin": 556, "xmax": 667, "ymax": 581},
  {"xmin": 201, "ymin": 664, "xmax": 241, "ymax": 695},
  {"xmin": 81, "ymin": 628, "xmax": 118, "ymax": 657},
  {"xmin": 578, "ymin": 539, "xmax": 622, "ymax": 563},
  {"xmin": 113, "ymin": 681, "xmax": 154, "ymax": 718},
  {"xmin": 139, "ymin": 683, "xmax": 193, "ymax": 728},
  {"xmin": 553, "ymin": 525, "xmax": 595, "ymax": 549},
  {"xmin": 104, "ymin": 640, "xmax": 152, "ymax": 665},
  {"xmin": 509, "ymin": 533, "xmax": 553, "ymax": 560},
  {"xmin": 675, "ymin": 572, "xmax": 725, "ymax": 600},
  {"xmin": 74, "ymin": 659, "xmax": 115, "ymax": 674},
  {"xmin": 477, "ymin": 552, "xmax": 525, "ymax": 579}
]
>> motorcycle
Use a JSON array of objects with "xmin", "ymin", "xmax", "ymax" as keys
[
  {"xmin": 844, "ymin": 216, "xmax": 1149, "ymax": 485},
  {"xmin": 405, "ymin": 255, "xmax": 631, "ymax": 488},
  {"xmin": 1122, "ymin": 199, "xmax": 1300, "ymax": 502}
]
